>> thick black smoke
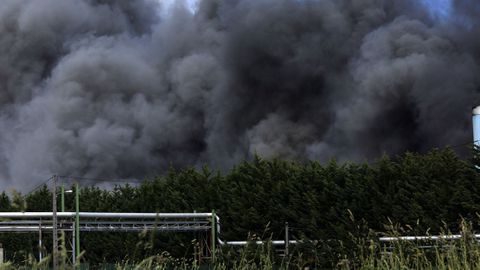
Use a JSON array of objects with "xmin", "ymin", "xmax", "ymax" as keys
[{"xmin": 0, "ymin": 0, "xmax": 478, "ymax": 189}]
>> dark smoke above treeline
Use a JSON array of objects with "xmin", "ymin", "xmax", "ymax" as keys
[{"xmin": 0, "ymin": 0, "xmax": 479, "ymax": 188}]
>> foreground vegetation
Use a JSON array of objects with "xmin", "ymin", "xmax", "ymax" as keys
[
  {"xmin": 0, "ymin": 147, "xmax": 479, "ymax": 268},
  {"xmin": 3, "ymin": 221, "xmax": 480, "ymax": 269}
]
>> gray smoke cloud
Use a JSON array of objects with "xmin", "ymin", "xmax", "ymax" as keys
[{"xmin": 0, "ymin": 0, "xmax": 478, "ymax": 189}]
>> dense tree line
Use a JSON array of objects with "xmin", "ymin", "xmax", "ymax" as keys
[{"xmin": 0, "ymin": 147, "xmax": 479, "ymax": 265}]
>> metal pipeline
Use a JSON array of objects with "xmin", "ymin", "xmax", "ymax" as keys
[
  {"xmin": 218, "ymin": 239, "xmax": 298, "ymax": 246},
  {"xmin": 0, "ymin": 212, "xmax": 213, "ymax": 219},
  {"xmin": 380, "ymin": 234, "xmax": 480, "ymax": 242},
  {"xmin": 0, "ymin": 212, "xmax": 301, "ymax": 246}
]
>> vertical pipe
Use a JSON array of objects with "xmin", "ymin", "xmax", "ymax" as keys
[
  {"xmin": 38, "ymin": 220, "xmax": 42, "ymax": 261},
  {"xmin": 194, "ymin": 209, "xmax": 198, "ymax": 264},
  {"xmin": 473, "ymin": 106, "xmax": 480, "ymax": 148},
  {"xmin": 211, "ymin": 210, "xmax": 216, "ymax": 263},
  {"xmin": 60, "ymin": 184, "xmax": 65, "ymax": 266},
  {"xmin": 72, "ymin": 223, "xmax": 76, "ymax": 266},
  {"xmin": 52, "ymin": 175, "xmax": 58, "ymax": 270},
  {"xmin": 75, "ymin": 182, "xmax": 80, "ymax": 261},
  {"xmin": 60, "ymin": 185, "xmax": 65, "ymax": 213},
  {"xmin": 285, "ymin": 222, "xmax": 289, "ymax": 257}
]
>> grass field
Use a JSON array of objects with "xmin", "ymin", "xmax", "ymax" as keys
[{"xmin": 2, "ymin": 222, "xmax": 480, "ymax": 269}]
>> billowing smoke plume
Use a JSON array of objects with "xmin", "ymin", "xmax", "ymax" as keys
[{"xmin": 0, "ymin": 0, "xmax": 479, "ymax": 189}]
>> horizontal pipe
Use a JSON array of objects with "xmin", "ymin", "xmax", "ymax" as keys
[
  {"xmin": 379, "ymin": 235, "xmax": 480, "ymax": 242},
  {"xmin": 0, "ymin": 212, "xmax": 212, "ymax": 219},
  {"xmin": 0, "ymin": 225, "xmax": 211, "ymax": 232},
  {"xmin": 0, "ymin": 221, "xmax": 210, "ymax": 226},
  {"xmin": 219, "ymin": 239, "xmax": 298, "ymax": 246},
  {"xmin": 0, "ymin": 226, "xmax": 55, "ymax": 231}
]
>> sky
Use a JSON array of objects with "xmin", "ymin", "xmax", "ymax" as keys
[
  {"xmin": 161, "ymin": 0, "xmax": 454, "ymax": 20},
  {"xmin": 160, "ymin": 0, "xmax": 199, "ymax": 14},
  {"xmin": 421, "ymin": 0, "xmax": 453, "ymax": 20},
  {"xmin": 158, "ymin": 0, "xmax": 457, "ymax": 22}
]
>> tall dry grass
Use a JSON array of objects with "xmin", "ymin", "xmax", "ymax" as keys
[{"xmin": 4, "ymin": 220, "xmax": 480, "ymax": 269}]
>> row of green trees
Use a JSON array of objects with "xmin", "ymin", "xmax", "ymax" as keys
[{"xmin": 0, "ymin": 148, "xmax": 479, "ymax": 266}]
